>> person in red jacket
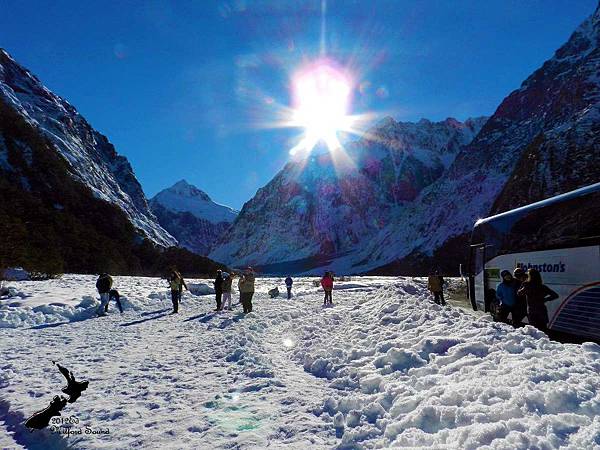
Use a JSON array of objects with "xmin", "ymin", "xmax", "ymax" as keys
[{"xmin": 321, "ymin": 271, "xmax": 334, "ymax": 305}]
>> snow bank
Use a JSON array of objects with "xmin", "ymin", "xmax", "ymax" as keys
[
  {"xmin": 188, "ymin": 283, "xmax": 215, "ymax": 296},
  {"xmin": 290, "ymin": 281, "xmax": 600, "ymax": 448},
  {"xmin": 0, "ymin": 274, "xmax": 215, "ymax": 328},
  {"xmin": 1, "ymin": 267, "xmax": 30, "ymax": 281}
]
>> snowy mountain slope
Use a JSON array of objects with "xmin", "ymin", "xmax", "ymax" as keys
[
  {"xmin": 491, "ymin": 6, "xmax": 600, "ymax": 213},
  {"xmin": 149, "ymin": 180, "xmax": 238, "ymax": 255},
  {"xmin": 151, "ymin": 180, "xmax": 238, "ymax": 224},
  {"xmin": 354, "ymin": 4, "xmax": 600, "ymax": 275},
  {"xmin": 209, "ymin": 117, "xmax": 486, "ymax": 271},
  {"xmin": 2, "ymin": 275, "xmax": 600, "ymax": 449},
  {"xmin": 0, "ymin": 48, "xmax": 175, "ymax": 247}
]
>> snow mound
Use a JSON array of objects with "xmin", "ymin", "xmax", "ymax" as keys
[
  {"xmin": 291, "ymin": 285, "xmax": 600, "ymax": 448},
  {"xmin": 0, "ymin": 274, "xmax": 212, "ymax": 328},
  {"xmin": 188, "ymin": 283, "xmax": 215, "ymax": 296},
  {"xmin": 1, "ymin": 267, "xmax": 30, "ymax": 281}
]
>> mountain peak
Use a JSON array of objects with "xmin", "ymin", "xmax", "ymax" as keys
[
  {"xmin": 377, "ymin": 116, "xmax": 397, "ymax": 128},
  {"xmin": 151, "ymin": 181, "xmax": 237, "ymax": 224},
  {"xmin": 173, "ymin": 179, "xmax": 191, "ymax": 187},
  {"xmin": 165, "ymin": 179, "xmax": 212, "ymax": 201}
]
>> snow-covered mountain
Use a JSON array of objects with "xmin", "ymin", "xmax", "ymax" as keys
[
  {"xmin": 351, "ymin": 3, "xmax": 600, "ymax": 275},
  {"xmin": 0, "ymin": 49, "xmax": 233, "ymax": 275},
  {"xmin": 491, "ymin": 4, "xmax": 600, "ymax": 213},
  {"xmin": 209, "ymin": 116, "xmax": 487, "ymax": 272},
  {"xmin": 150, "ymin": 180, "xmax": 238, "ymax": 255},
  {"xmin": 0, "ymin": 48, "xmax": 175, "ymax": 247},
  {"xmin": 212, "ymin": 3, "xmax": 600, "ymax": 275}
]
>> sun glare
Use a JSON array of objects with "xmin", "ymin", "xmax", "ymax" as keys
[{"xmin": 289, "ymin": 60, "xmax": 353, "ymax": 155}]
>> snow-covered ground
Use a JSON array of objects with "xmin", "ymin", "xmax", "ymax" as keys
[{"xmin": 1, "ymin": 276, "xmax": 600, "ymax": 449}]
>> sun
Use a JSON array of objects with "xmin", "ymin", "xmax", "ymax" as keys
[{"xmin": 289, "ymin": 59, "xmax": 353, "ymax": 155}]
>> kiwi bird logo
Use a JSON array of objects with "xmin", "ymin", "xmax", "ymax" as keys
[{"xmin": 24, "ymin": 361, "xmax": 89, "ymax": 431}]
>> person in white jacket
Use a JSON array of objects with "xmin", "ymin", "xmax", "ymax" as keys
[{"xmin": 221, "ymin": 272, "xmax": 233, "ymax": 310}]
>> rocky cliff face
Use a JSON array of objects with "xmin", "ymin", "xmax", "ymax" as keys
[
  {"xmin": 209, "ymin": 117, "xmax": 487, "ymax": 272},
  {"xmin": 362, "ymin": 4, "xmax": 600, "ymax": 275},
  {"xmin": 150, "ymin": 180, "xmax": 238, "ymax": 255},
  {"xmin": 491, "ymin": 5, "xmax": 600, "ymax": 212},
  {"xmin": 0, "ymin": 48, "xmax": 175, "ymax": 247},
  {"xmin": 0, "ymin": 49, "xmax": 223, "ymax": 275}
]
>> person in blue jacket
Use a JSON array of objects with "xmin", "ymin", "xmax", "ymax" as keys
[
  {"xmin": 496, "ymin": 270, "xmax": 524, "ymax": 327},
  {"xmin": 285, "ymin": 276, "xmax": 293, "ymax": 299}
]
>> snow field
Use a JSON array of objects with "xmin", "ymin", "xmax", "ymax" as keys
[
  {"xmin": 0, "ymin": 275, "xmax": 599, "ymax": 449},
  {"xmin": 0, "ymin": 275, "xmax": 216, "ymax": 329}
]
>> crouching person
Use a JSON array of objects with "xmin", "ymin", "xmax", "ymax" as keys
[
  {"xmin": 105, "ymin": 289, "xmax": 124, "ymax": 314},
  {"xmin": 96, "ymin": 273, "xmax": 113, "ymax": 316}
]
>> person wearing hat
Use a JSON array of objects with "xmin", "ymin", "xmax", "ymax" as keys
[{"xmin": 238, "ymin": 267, "xmax": 256, "ymax": 313}]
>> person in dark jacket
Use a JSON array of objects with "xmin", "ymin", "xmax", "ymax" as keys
[
  {"xmin": 495, "ymin": 270, "xmax": 521, "ymax": 326},
  {"xmin": 104, "ymin": 289, "xmax": 124, "ymax": 314},
  {"xmin": 214, "ymin": 270, "xmax": 224, "ymax": 311},
  {"xmin": 517, "ymin": 268, "xmax": 559, "ymax": 332},
  {"xmin": 512, "ymin": 267, "xmax": 528, "ymax": 326},
  {"xmin": 238, "ymin": 268, "xmax": 256, "ymax": 313},
  {"xmin": 96, "ymin": 273, "xmax": 113, "ymax": 316},
  {"xmin": 285, "ymin": 276, "xmax": 293, "ymax": 299}
]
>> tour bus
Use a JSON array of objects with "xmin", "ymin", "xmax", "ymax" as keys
[{"xmin": 466, "ymin": 182, "xmax": 600, "ymax": 341}]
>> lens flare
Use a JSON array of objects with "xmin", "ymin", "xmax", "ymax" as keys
[{"xmin": 289, "ymin": 59, "xmax": 354, "ymax": 155}]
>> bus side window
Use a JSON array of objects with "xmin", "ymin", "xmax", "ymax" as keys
[
  {"xmin": 474, "ymin": 246, "xmax": 485, "ymax": 275},
  {"xmin": 579, "ymin": 208, "xmax": 600, "ymax": 241}
]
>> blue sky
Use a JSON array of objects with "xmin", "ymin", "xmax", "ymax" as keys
[{"xmin": 0, "ymin": 0, "xmax": 596, "ymax": 209}]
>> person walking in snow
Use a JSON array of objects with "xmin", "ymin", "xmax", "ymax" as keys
[
  {"xmin": 517, "ymin": 268, "xmax": 558, "ymax": 332},
  {"xmin": 427, "ymin": 270, "xmax": 446, "ymax": 306},
  {"xmin": 168, "ymin": 269, "xmax": 187, "ymax": 314},
  {"xmin": 214, "ymin": 270, "xmax": 224, "ymax": 311},
  {"xmin": 238, "ymin": 268, "xmax": 256, "ymax": 313},
  {"xmin": 221, "ymin": 272, "xmax": 233, "ymax": 310},
  {"xmin": 321, "ymin": 272, "xmax": 333, "ymax": 305},
  {"xmin": 495, "ymin": 270, "xmax": 522, "ymax": 326},
  {"xmin": 285, "ymin": 275, "xmax": 293, "ymax": 299},
  {"xmin": 96, "ymin": 273, "xmax": 113, "ymax": 316}
]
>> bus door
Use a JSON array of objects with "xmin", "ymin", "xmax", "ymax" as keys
[{"xmin": 471, "ymin": 244, "xmax": 487, "ymax": 311}]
